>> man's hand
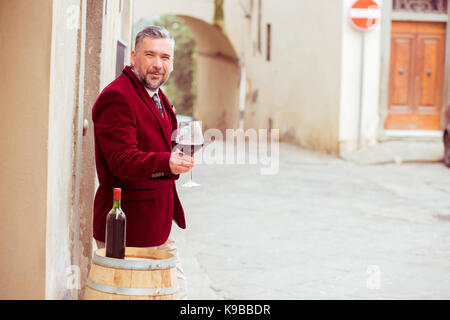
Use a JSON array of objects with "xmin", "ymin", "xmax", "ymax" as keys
[{"xmin": 169, "ymin": 150, "xmax": 195, "ymax": 175}]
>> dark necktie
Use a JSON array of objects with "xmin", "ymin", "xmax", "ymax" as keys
[{"xmin": 152, "ymin": 93, "xmax": 164, "ymax": 117}]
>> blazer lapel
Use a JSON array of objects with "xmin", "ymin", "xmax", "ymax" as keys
[
  {"xmin": 122, "ymin": 67, "xmax": 172, "ymax": 150},
  {"xmin": 159, "ymin": 89, "xmax": 178, "ymax": 144}
]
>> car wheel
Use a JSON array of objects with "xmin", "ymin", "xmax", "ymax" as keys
[{"xmin": 444, "ymin": 131, "xmax": 450, "ymax": 168}]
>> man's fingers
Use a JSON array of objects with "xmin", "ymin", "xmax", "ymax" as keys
[
  {"xmin": 172, "ymin": 164, "xmax": 192, "ymax": 174},
  {"xmin": 173, "ymin": 154, "xmax": 194, "ymax": 165},
  {"xmin": 169, "ymin": 151, "xmax": 195, "ymax": 175},
  {"xmin": 176, "ymin": 160, "xmax": 194, "ymax": 169}
]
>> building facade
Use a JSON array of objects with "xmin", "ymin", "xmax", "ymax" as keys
[{"xmin": 134, "ymin": 0, "xmax": 449, "ymax": 153}]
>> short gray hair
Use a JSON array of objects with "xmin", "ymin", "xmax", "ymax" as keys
[{"xmin": 134, "ymin": 26, "xmax": 175, "ymax": 51}]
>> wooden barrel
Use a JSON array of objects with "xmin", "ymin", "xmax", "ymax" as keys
[{"xmin": 84, "ymin": 247, "xmax": 179, "ymax": 300}]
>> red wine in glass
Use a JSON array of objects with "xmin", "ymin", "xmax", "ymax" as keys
[
  {"xmin": 176, "ymin": 121, "xmax": 203, "ymax": 187},
  {"xmin": 177, "ymin": 142, "xmax": 204, "ymax": 156}
]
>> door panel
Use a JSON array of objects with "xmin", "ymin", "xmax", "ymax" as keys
[
  {"xmin": 386, "ymin": 21, "xmax": 445, "ymax": 130},
  {"xmin": 390, "ymin": 34, "xmax": 415, "ymax": 109},
  {"xmin": 417, "ymin": 37, "xmax": 437, "ymax": 106},
  {"xmin": 416, "ymin": 35, "xmax": 445, "ymax": 111}
]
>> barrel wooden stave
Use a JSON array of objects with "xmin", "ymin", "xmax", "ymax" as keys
[{"xmin": 84, "ymin": 286, "xmax": 177, "ymax": 300}]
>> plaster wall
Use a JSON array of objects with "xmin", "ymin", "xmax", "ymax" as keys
[
  {"xmin": 0, "ymin": 0, "xmax": 52, "ymax": 299},
  {"xmin": 46, "ymin": 0, "xmax": 83, "ymax": 300},
  {"xmin": 242, "ymin": 0, "xmax": 343, "ymax": 152}
]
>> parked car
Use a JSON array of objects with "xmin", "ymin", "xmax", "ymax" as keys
[{"xmin": 444, "ymin": 105, "xmax": 450, "ymax": 167}]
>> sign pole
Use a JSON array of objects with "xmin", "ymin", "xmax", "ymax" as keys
[
  {"xmin": 349, "ymin": 0, "xmax": 380, "ymax": 150},
  {"xmin": 358, "ymin": 30, "xmax": 365, "ymax": 150}
]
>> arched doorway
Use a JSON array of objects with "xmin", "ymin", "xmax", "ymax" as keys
[{"xmin": 179, "ymin": 15, "xmax": 241, "ymax": 132}]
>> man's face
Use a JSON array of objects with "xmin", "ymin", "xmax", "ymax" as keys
[{"xmin": 131, "ymin": 37, "xmax": 174, "ymax": 91}]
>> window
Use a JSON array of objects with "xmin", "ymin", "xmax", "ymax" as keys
[
  {"xmin": 116, "ymin": 40, "xmax": 127, "ymax": 78},
  {"xmin": 392, "ymin": 0, "xmax": 448, "ymax": 13}
]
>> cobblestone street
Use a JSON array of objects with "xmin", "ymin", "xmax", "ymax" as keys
[{"xmin": 174, "ymin": 142, "xmax": 450, "ymax": 299}]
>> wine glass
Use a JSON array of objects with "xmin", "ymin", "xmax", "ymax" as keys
[{"xmin": 176, "ymin": 121, "xmax": 204, "ymax": 188}]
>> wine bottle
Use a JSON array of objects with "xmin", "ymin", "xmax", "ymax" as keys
[{"xmin": 105, "ymin": 188, "xmax": 126, "ymax": 259}]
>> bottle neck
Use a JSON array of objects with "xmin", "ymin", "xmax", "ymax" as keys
[{"xmin": 112, "ymin": 199, "xmax": 121, "ymax": 208}]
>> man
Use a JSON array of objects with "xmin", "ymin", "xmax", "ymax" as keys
[{"xmin": 92, "ymin": 26, "xmax": 194, "ymax": 299}]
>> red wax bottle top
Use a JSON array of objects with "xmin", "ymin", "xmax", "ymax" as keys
[{"xmin": 113, "ymin": 188, "xmax": 121, "ymax": 200}]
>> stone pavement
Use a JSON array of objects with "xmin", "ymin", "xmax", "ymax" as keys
[{"xmin": 173, "ymin": 141, "xmax": 450, "ymax": 299}]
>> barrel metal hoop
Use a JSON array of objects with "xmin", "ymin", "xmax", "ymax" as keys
[
  {"xmin": 92, "ymin": 254, "xmax": 176, "ymax": 270},
  {"xmin": 86, "ymin": 279, "xmax": 179, "ymax": 296}
]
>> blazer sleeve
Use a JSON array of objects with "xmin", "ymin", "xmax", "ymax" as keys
[{"xmin": 93, "ymin": 91, "xmax": 176, "ymax": 181}]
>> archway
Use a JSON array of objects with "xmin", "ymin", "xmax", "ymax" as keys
[{"xmin": 178, "ymin": 15, "xmax": 241, "ymax": 132}]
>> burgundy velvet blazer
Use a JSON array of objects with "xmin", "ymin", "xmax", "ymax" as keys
[{"xmin": 92, "ymin": 66, "xmax": 185, "ymax": 247}]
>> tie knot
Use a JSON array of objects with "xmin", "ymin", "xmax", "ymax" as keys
[{"xmin": 153, "ymin": 93, "xmax": 159, "ymax": 101}]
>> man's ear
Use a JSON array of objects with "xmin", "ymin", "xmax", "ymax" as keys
[{"xmin": 130, "ymin": 50, "xmax": 136, "ymax": 67}]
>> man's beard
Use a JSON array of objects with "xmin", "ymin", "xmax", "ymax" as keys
[{"xmin": 134, "ymin": 65, "xmax": 169, "ymax": 91}]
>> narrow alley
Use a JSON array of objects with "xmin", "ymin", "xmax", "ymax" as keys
[{"xmin": 175, "ymin": 142, "xmax": 450, "ymax": 299}]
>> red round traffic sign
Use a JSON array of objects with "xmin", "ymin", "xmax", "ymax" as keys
[{"xmin": 350, "ymin": 0, "xmax": 380, "ymax": 31}]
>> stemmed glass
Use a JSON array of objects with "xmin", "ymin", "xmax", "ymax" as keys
[{"xmin": 176, "ymin": 121, "xmax": 204, "ymax": 188}]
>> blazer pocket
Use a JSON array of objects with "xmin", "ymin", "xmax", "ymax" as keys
[{"xmin": 122, "ymin": 189, "xmax": 158, "ymax": 201}]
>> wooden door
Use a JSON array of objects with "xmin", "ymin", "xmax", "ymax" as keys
[{"xmin": 386, "ymin": 21, "xmax": 446, "ymax": 130}]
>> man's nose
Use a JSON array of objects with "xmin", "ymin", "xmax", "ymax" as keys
[{"xmin": 152, "ymin": 56, "xmax": 163, "ymax": 68}]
